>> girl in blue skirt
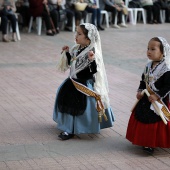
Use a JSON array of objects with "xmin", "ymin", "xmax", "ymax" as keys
[{"xmin": 53, "ymin": 23, "xmax": 115, "ymax": 140}]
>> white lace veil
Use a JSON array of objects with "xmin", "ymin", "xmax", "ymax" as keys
[
  {"xmin": 57, "ymin": 23, "xmax": 110, "ymax": 108},
  {"xmin": 158, "ymin": 37, "xmax": 170, "ymax": 69},
  {"xmin": 80, "ymin": 23, "xmax": 110, "ymax": 108},
  {"xmin": 147, "ymin": 37, "xmax": 170, "ymax": 69}
]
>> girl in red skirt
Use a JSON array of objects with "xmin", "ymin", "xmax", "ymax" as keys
[{"xmin": 126, "ymin": 37, "xmax": 170, "ymax": 154}]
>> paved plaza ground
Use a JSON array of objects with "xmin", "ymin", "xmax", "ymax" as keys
[{"xmin": 0, "ymin": 23, "xmax": 170, "ymax": 170}]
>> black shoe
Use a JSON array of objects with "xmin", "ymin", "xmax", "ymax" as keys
[
  {"xmin": 46, "ymin": 32, "xmax": 54, "ymax": 36},
  {"xmin": 58, "ymin": 132, "xmax": 74, "ymax": 140},
  {"xmin": 52, "ymin": 28, "xmax": 59, "ymax": 35},
  {"xmin": 65, "ymin": 27, "xmax": 72, "ymax": 32},
  {"xmin": 148, "ymin": 21, "xmax": 153, "ymax": 24},
  {"xmin": 142, "ymin": 147, "xmax": 154, "ymax": 154},
  {"xmin": 97, "ymin": 25, "xmax": 105, "ymax": 31}
]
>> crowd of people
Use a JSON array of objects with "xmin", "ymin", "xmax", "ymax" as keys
[
  {"xmin": 0, "ymin": 0, "xmax": 170, "ymax": 41},
  {"xmin": 0, "ymin": 0, "xmax": 169, "ymax": 42}
]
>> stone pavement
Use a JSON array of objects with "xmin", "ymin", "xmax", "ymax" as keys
[{"xmin": 0, "ymin": 23, "xmax": 170, "ymax": 170}]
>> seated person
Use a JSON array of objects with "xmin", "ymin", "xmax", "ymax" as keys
[
  {"xmin": 154, "ymin": 0, "xmax": 170, "ymax": 23},
  {"xmin": 84, "ymin": 0, "xmax": 105, "ymax": 30},
  {"xmin": 29, "ymin": 0, "xmax": 59, "ymax": 35},
  {"xmin": 62, "ymin": 0, "xmax": 87, "ymax": 31},
  {"xmin": 140, "ymin": 0, "xmax": 161, "ymax": 24},
  {"xmin": 15, "ymin": 0, "xmax": 30, "ymax": 31},
  {"xmin": 0, "ymin": 0, "xmax": 17, "ymax": 42},
  {"xmin": 103, "ymin": 0, "xmax": 127, "ymax": 28}
]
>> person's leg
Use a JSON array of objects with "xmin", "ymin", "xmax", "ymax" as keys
[
  {"xmin": 50, "ymin": 9, "xmax": 60, "ymax": 33},
  {"xmin": 21, "ymin": 6, "xmax": 31, "ymax": 28},
  {"xmin": 1, "ymin": 15, "xmax": 8, "ymax": 35},
  {"xmin": 143, "ymin": 6, "xmax": 153, "ymax": 24},
  {"xmin": 1, "ymin": 15, "xmax": 10, "ymax": 42},
  {"xmin": 65, "ymin": 9, "xmax": 74, "ymax": 31},
  {"xmin": 81, "ymin": 10, "xmax": 87, "ymax": 22},
  {"xmin": 7, "ymin": 14, "xmax": 17, "ymax": 41},
  {"xmin": 117, "ymin": 11, "xmax": 122, "ymax": 24},
  {"xmin": 16, "ymin": 6, "xmax": 30, "ymax": 29},
  {"xmin": 165, "ymin": 8, "xmax": 170, "ymax": 22},
  {"xmin": 8, "ymin": 14, "xmax": 16, "ymax": 32},
  {"xmin": 42, "ymin": 10, "xmax": 54, "ymax": 35},
  {"xmin": 96, "ymin": 8, "xmax": 104, "ymax": 30},
  {"xmin": 105, "ymin": 5, "xmax": 117, "ymax": 25},
  {"xmin": 85, "ymin": 6, "xmax": 97, "ymax": 25},
  {"xmin": 75, "ymin": 10, "xmax": 82, "ymax": 26},
  {"xmin": 152, "ymin": 5, "xmax": 161, "ymax": 23}
]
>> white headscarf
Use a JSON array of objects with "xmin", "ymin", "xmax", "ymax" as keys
[
  {"xmin": 158, "ymin": 37, "xmax": 170, "ymax": 69},
  {"xmin": 145, "ymin": 37, "xmax": 170, "ymax": 93},
  {"xmin": 57, "ymin": 23, "xmax": 110, "ymax": 108},
  {"xmin": 80, "ymin": 23, "xmax": 110, "ymax": 108},
  {"xmin": 147, "ymin": 37, "xmax": 170, "ymax": 69}
]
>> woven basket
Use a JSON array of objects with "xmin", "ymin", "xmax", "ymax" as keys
[{"xmin": 74, "ymin": 2, "xmax": 87, "ymax": 11}]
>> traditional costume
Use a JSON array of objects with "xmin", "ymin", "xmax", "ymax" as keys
[
  {"xmin": 126, "ymin": 37, "xmax": 170, "ymax": 148},
  {"xmin": 53, "ymin": 23, "xmax": 114, "ymax": 136}
]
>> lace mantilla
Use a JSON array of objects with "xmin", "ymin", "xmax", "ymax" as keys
[
  {"xmin": 158, "ymin": 37, "xmax": 170, "ymax": 69},
  {"xmin": 82, "ymin": 23, "xmax": 99, "ymax": 44}
]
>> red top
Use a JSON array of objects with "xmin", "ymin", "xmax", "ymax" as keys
[{"xmin": 29, "ymin": 0, "xmax": 44, "ymax": 17}]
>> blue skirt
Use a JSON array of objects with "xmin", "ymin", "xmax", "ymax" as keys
[{"xmin": 53, "ymin": 78, "xmax": 115, "ymax": 134}]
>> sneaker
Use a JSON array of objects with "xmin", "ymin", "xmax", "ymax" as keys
[
  {"xmin": 58, "ymin": 132, "xmax": 74, "ymax": 140},
  {"xmin": 119, "ymin": 23, "xmax": 128, "ymax": 28},
  {"xmin": 112, "ymin": 24, "xmax": 120, "ymax": 29},
  {"xmin": 2, "ymin": 38, "xmax": 10, "ymax": 42},
  {"xmin": 142, "ymin": 147, "xmax": 154, "ymax": 154}
]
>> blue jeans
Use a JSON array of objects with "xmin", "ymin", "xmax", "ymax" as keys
[{"xmin": 85, "ymin": 7, "xmax": 101, "ymax": 26}]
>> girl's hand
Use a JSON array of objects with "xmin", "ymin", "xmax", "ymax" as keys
[
  {"xmin": 61, "ymin": 46, "xmax": 69, "ymax": 54},
  {"xmin": 136, "ymin": 92, "xmax": 143, "ymax": 100},
  {"xmin": 148, "ymin": 94, "xmax": 159, "ymax": 103},
  {"xmin": 88, "ymin": 51, "xmax": 95, "ymax": 61}
]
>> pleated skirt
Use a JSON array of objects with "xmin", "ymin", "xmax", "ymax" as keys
[
  {"xmin": 126, "ymin": 112, "xmax": 170, "ymax": 148},
  {"xmin": 53, "ymin": 78, "xmax": 115, "ymax": 134}
]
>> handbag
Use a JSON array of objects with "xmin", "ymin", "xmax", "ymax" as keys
[
  {"xmin": 122, "ymin": 7, "xmax": 128, "ymax": 15},
  {"xmin": 74, "ymin": 2, "xmax": 87, "ymax": 11}
]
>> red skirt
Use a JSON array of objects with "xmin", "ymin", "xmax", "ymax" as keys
[{"xmin": 126, "ymin": 112, "xmax": 170, "ymax": 148}]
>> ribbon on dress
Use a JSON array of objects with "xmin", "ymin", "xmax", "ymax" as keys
[
  {"xmin": 70, "ymin": 77, "xmax": 108, "ymax": 122},
  {"xmin": 131, "ymin": 83, "xmax": 170, "ymax": 125}
]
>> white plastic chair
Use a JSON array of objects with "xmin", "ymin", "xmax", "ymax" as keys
[
  {"xmin": 28, "ymin": 16, "xmax": 42, "ymax": 35},
  {"xmin": 125, "ymin": 0, "xmax": 146, "ymax": 25},
  {"xmin": 100, "ymin": 10, "xmax": 109, "ymax": 28},
  {"xmin": 114, "ymin": 12, "xmax": 126, "ymax": 26},
  {"xmin": 133, "ymin": 8, "xmax": 146, "ymax": 25},
  {"xmin": 160, "ymin": 9, "xmax": 165, "ymax": 23},
  {"xmin": 126, "ymin": 8, "xmax": 134, "ymax": 25}
]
